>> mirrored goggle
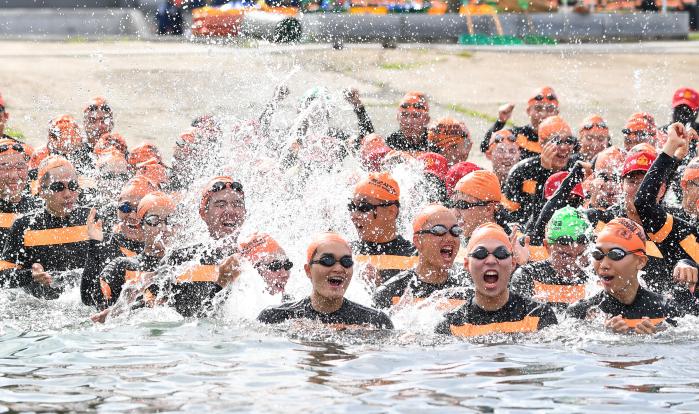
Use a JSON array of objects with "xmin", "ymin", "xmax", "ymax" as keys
[
  {"xmin": 415, "ymin": 224, "xmax": 463, "ymax": 237},
  {"xmin": 45, "ymin": 180, "xmax": 79, "ymax": 193},
  {"xmin": 591, "ymin": 247, "xmax": 644, "ymax": 261},
  {"xmin": 310, "ymin": 254, "xmax": 354, "ymax": 268},
  {"xmin": 468, "ymin": 245, "xmax": 512, "ymax": 260}
]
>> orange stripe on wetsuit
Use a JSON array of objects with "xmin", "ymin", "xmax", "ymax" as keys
[
  {"xmin": 391, "ymin": 296, "xmax": 465, "ymax": 311},
  {"xmin": 119, "ymin": 246, "xmax": 138, "ymax": 257},
  {"xmin": 354, "ymin": 255, "xmax": 418, "ymax": 271},
  {"xmin": 0, "ymin": 213, "xmax": 19, "ymax": 228},
  {"xmin": 449, "ymin": 316, "xmax": 540, "ymax": 337},
  {"xmin": 23, "ymin": 225, "xmax": 89, "ymax": 247},
  {"xmin": 533, "ymin": 281, "xmax": 585, "ymax": 304},
  {"xmin": 623, "ymin": 318, "xmax": 665, "ymax": 328},
  {"xmin": 176, "ymin": 265, "xmax": 219, "ymax": 283}
]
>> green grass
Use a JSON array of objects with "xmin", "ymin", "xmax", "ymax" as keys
[
  {"xmin": 689, "ymin": 32, "xmax": 699, "ymax": 41},
  {"xmin": 456, "ymin": 50, "xmax": 473, "ymax": 58},
  {"xmin": 5, "ymin": 127, "xmax": 25, "ymax": 140},
  {"xmin": 447, "ymin": 103, "xmax": 513, "ymax": 125},
  {"xmin": 378, "ymin": 61, "xmax": 425, "ymax": 70}
]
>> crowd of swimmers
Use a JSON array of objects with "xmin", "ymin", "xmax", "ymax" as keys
[{"xmin": 1, "ymin": 84, "xmax": 699, "ymax": 337}]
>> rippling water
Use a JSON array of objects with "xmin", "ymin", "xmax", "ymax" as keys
[{"xmin": 2, "ymin": 286, "xmax": 699, "ymax": 413}]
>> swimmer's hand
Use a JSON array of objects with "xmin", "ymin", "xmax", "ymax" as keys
[
  {"xmin": 575, "ymin": 160, "xmax": 593, "ymax": 178},
  {"xmin": 218, "ymin": 254, "xmax": 241, "ymax": 288},
  {"xmin": 87, "ymin": 208, "xmax": 104, "ymax": 242},
  {"xmin": 343, "ymin": 88, "xmax": 364, "ymax": 110},
  {"xmin": 633, "ymin": 317, "xmax": 658, "ymax": 335},
  {"xmin": 508, "ymin": 225, "xmax": 530, "ymax": 265},
  {"xmin": 664, "ymin": 122, "xmax": 689, "ymax": 159},
  {"xmin": 91, "ymin": 308, "xmax": 110, "ymax": 324},
  {"xmin": 359, "ymin": 263, "xmax": 381, "ymax": 287},
  {"xmin": 497, "ymin": 103, "xmax": 515, "ymax": 123},
  {"xmin": 673, "ymin": 261, "xmax": 697, "ymax": 293},
  {"xmin": 31, "ymin": 263, "xmax": 52, "ymax": 286},
  {"xmin": 540, "ymin": 141, "xmax": 558, "ymax": 170},
  {"xmin": 273, "ymin": 85, "xmax": 290, "ymax": 103},
  {"xmin": 604, "ymin": 315, "xmax": 631, "ymax": 334}
]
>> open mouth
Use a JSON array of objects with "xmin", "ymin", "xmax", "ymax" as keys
[
  {"xmin": 440, "ymin": 245, "xmax": 455, "ymax": 260},
  {"xmin": 221, "ymin": 220, "xmax": 238, "ymax": 228},
  {"xmin": 483, "ymin": 270, "xmax": 499, "ymax": 288},
  {"xmin": 327, "ymin": 275, "xmax": 345, "ymax": 287},
  {"xmin": 599, "ymin": 275, "xmax": 615, "ymax": 285}
]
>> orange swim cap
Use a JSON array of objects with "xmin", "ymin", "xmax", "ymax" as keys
[
  {"xmin": 412, "ymin": 204, "xmax": 452, "ymax": 233},
  {"xmin": 306, "ymin": 232, "xmax": 351, "ymax": 263},
  {"xmin": 579, "ymin": 115, "xmax": 609, "ymax": 135},
  {"xmin": 136, "ymin": 191, "xmax": 176, "ymax": 220},
  {"xmin": 0, "ymin": 138, "xmax": 30, "ymax": 160},
  {"xmin": 399, "ymin": 91, "xmax": 429, "ymax": 112},
  {"xmin": 128, "ymin": 143, "xmax": 162, "ymax": 167},
  {"xmin": 527, "ymin": 86, "xmax": 559, "ymax": 108},
  {"xmin": 96, "ymin": 148, "xmax": 128, "ymax": 171},
  {"xmin": 37, "ymin": 155, "xmax": 75, "ymax": 186},
  {"xmin": 120, "ymin": 175, "xmax": 156, "ymax": 200},
  {"xmin": 538, "ymin": 115, "xmax": 572, "ymax": 143},
  {"xmin": 135, "ymin": 159, "xmax": 168, "ymax": 188},
  {"xmin": 353, "ymin": 171, "xmax": 400, "ymax": 202},
  {"xmin": 199, "ymin": 176, "xmax": 244, "ymax": 218},
  {"xmin": 593, "ymin": 146, "xmax": 625, "ymax": 174},
  {"xmin": 596, "ymin": 218, "xmax": 646, "ymax": 256},
  {"xmin": 240, "ymin": 232, "xmax": 285, "ymax": 264},
  {"xmin": 466, "ymin": 223, "xmax": 512, "ymax": 255},
  {"xmin": 95, "ymin": 132, "xmax": 128, "ymax": 155},
  {"xmin": 453, "ymin": 170, "xmax": 501, "ymax": 202},
  {"xmin": 427, "ymin": 118, "xmax": 469, "ymax": 150}
]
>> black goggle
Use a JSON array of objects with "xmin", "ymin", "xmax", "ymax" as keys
[
  {"xmin": 532, "ymin": 104, "xmax": 558, "ymax": 112},
  {"xmin": 310, "ymin": 254, "xmax": 354, "ymax": 269},
  {"xmin": 468, "ymin": 245, "xmax": 512, "ymax": 260},
  {"xmin": 210, "ymin": 181, "xmax": 244, "ymax": 194},
  {"xmin": 596, "ymin": 172, "xmax": 620, "ymax": 183},
  {"xmin": 44, "ymin": 180, "xmax": 79, "ymax": 193},
  {"xmin": 256, "ymin": 259, "xmax": 293, "ymax": 272},
  {"xmin": 415, "ymin": 224, "xmax": 463, "ymax": 238},
  {"xmin": 118, "ymin": 202, "xmax": 137, "ymax": 214},
  {"xmin": 143, "ymin": 215, "xmax": 171, "ymax": 227},
  {"xmin": 551, "ymin": 135, "xmax": 578, "ymax": 146},
  {"xmin": 492, "ymin": 134, "xmax": 517, "ymax": 144},
  {"xmin": 400, "ymin": 103, "xmax": 428, "ymax": 111},
  {"xmin": 86, "ymin": 104, "xmax": 112, "ymax": 113},
  {"xmin": 582, "ymin": 122, "xmax": 608, "ymax": 130},
  {"xmin": 533, "ymin": 94, "xmax": 557, "ymax": 102},
  {"xmin": 549, "ymin": 235, "xmax": 589, "ymax": 246},
  {"xmin": 622, "ymin": 129, "xmax": 654, "ymax": 137},
  {"xmin": 0, "ymin": 144, "xmax": 24, "ymax": 154},
  {"xmin": 591, "ymin": 247, "xmax": 644, "ymax": 261},
  {"xmin": 450, "ymin": 200, "xmax": 493, "ymax": 210},
  {"xmin": 347, "ymin": 201, "xmax": 398, "ymax": 213}
]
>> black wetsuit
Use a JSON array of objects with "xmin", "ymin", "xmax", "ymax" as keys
[
  {"xmin": 481, "ymin": 120, "xmax": 541, "ymax": 160},
  {"xmin": 566, "ymin": 286, "xmax": 679, "ymax": 328},
  {"xmin": 503, "ymin": 155, "xmax": 574, "ymax": 225},
  {"xmin": 351, "ymin": 235, "xmax": 418, "ymax": 284},
  {"xmin": 635, "ymin": 151, "xmax": 699, "ymax": 273},
  {"xmin": 257, "ymin": 297, "xmax": 394, "ymax": 329},
  {"xmin": 0, "ymin": 194, "xmax": 42, "ymax": 249},
  {"xmin": 385, "ymin": 128, "xmax": 441, "ymax": 153},
  {"xmin": 372, "ymin": 270, "xmax": 472, "ymax": 310},
  {"xmin": 0, "ymin": 207, "xmax": 90, "ymax": 299},
  {"xmin": 94, "ymin": 243, "xmax": 228, "ymax": 317},
  {"xmin": 435, "ymin": 292, "xmax": 558, "ymax": 337},
  {"xmin": 80, "ymin": 232, "xmax": 144, "ymax": 307},
  {"xmin": 511, "ymin": 260, "xmax": 588, "ymax": 311}
]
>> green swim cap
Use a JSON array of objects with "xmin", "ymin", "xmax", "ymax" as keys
[{"xmin": 546, "ymin": 206, "xmax": 591, "ymax": 244}]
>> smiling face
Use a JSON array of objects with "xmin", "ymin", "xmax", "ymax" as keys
[
  {"xmin": 40, "ymin": 166, "xmax": 80, "ymax": 217},
  {"xmin": 0, "ymin": 151, "xmax": 28, "ymax": 199},
  {"xmin": 490, "ymin": 141, "xmax": 520, "ymax": 177},
  {"xmin": 579, "ymin": 130, "xmax": 609, "ymax": 162},
  {"xmin": 142, "ymin": 204, "xmax": 175, "ymax": 250},
  {"xmin": 413, "ymin": 210, "xmax": 460, "ymax": 270},
  {"xmin": 441, "ymin": 140, "xmax": 471, "ymax": 165},
  {"xmin": 202, "ymin": 188, "xmax": 246, "ymax": 240},
  {"xmin": 593, "ymin": 241, "xmax": 646, "ymax": 298},
  {"xmin": 305, "ymin": 240, "xmax": 353, "ymax": 302},
  {"xmin": 349, "ymin": 194, "xmax": 398, "ymax": 243},
  {"xmin": 466, "ymin": 238, "xmax": 515, "ymax": 299},
  {"xmin": 117, "ymin": 191, "xmax": 146, "ymax": 242},
  {"xmin": 255, "ymin": 253, "xmax": 291, "ymax": 295},
  {"xmin": 450, "ymin": 193, "xmax": 496, "ymax": 238},
  {"xmin": 544, "ymin": 135, "xmax": 575, "ymax": 171}
]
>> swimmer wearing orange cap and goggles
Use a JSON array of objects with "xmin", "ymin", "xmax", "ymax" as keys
[
  {"xmin": 258, "ymin": 232, "xmax": 393, "ymax": 329},
  {"xmin": 436, "ymin": 223, "xmax": 557, "ymax": 337}
]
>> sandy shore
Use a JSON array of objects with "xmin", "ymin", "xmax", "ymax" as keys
[{"xmin": 2, "ymin": 40, "xmax": 699, "ymax": 161}]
